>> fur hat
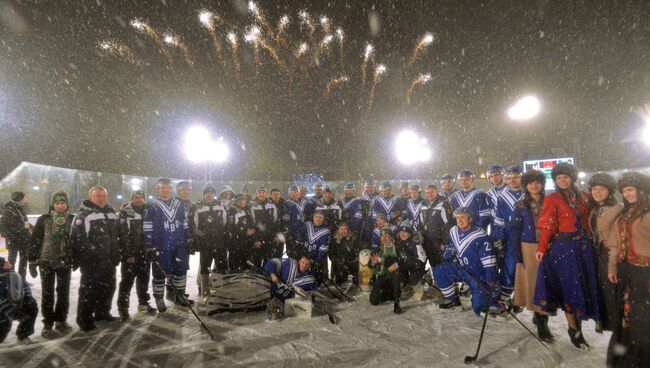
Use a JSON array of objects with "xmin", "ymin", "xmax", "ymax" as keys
[
  {"xmin": 521, "ymin": 170, "xmax": 546, "ymax": 188},
  {"xmin": 551, "ymin": 162, "xmax": 578, "ymax": 183},
  {"xmin": 11, "ymin": 191, "xmax": 25, "ymax": 202},
  {"xmin": 588, "ymin": 172, "xmax": 617, "ymax": 194},
  {"xmin": 131, "ymin": 190, "xmax": 145, "ymax": 199},
  {"xmin": 618, "ymin": 171, "xmax": 650, "ymax": 194},
  {"xmin": 50, "ymin": 190, "xmax": 70, "ymax": 206}
]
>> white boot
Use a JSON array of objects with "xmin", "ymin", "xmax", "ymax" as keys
[{"xmin": 411, "ymin": 284, "xmax": 424, "ymax": 302}]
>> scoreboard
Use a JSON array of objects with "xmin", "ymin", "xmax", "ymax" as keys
[{"xmin": 523, "ymin": 157, "xmax": 575, "ymax": 191}]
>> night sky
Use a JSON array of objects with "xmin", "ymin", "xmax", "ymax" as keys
[{"xmin": 1, "ymin": 0, "xmax": 649, "ymax": 182}]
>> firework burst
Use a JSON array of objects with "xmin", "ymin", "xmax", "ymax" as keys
[
  {"xmin": 367, "ymin": 64, "xmax": 387, "ymax": 112},
  {"xmin": 406, "ymin": 73, "xmax": 431, "ymax": 104},
  {"xmin": 227, "ymin": 31, "xmax": 240, "ymax": 78},
  {"xmin": 163, "ymin": 34, "xmax": 194, "ymax": 68},
  {"xmin": 407, "ymin": 32, "xmax": 435, "ymax": 67},
  {"xmin": 98, "ymin": 40, "xmax": 143, "ymax": 65},
  {"xmin": 324, "ymin": 74, "xmax": 349, "ymax": 95},
  {"xmin": 130, "ymin": 18, "xmax": 173, "ymax": 64},
  {"xmin": 298, "ymin": 10, "xmax": 316, "ymax": 41},
  {"xmin": 360, "ymin": 43, "xmax": 375, "ymax": 85}
]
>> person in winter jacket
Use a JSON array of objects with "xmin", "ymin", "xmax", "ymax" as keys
[
  {"xmin": 0, "ymin": 257, "xmax": 38, "ymax": 344},
  {"xmin": 28, "ymin": 190, "xmax": 75, "ymax": 337},
  {"xmin": 70, "ymin": 186, "xmax": 121, "ymax": 331},
  {"xmin": 329, "ymin": 223, "xmax": 363, "ymax": 286},
  {"xmin": 1, "ymin": 191, "xmax": 31, "ymax": 279},
  {"xmin": 369, "ymin": 225, "xmax": 403, "ymax": 314}
]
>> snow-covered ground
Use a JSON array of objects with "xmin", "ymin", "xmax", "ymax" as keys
[{"xmin": 0, "ymin": 250, "xmax": 610, "ymax": 368}]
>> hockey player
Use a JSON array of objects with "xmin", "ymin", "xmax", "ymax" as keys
[
  {"xmin": 371, "ymin": 214, "xmax": 399, "ymax": 249},
  {"xmin": 269, "ymin": 188, "xmax": 286, "ymax": 259},
  {"xmin": 491, "ymin": 165, "xmax": 525, "ymax": 306},
  {"xmin": 372, "ymin": 181, "xmax": 403, "ymax": 226},
  {"xmin": 397, "ymin": 182, "xmax": 411, "ymax": 219},
  {"xmin": 175, "ymin": 181, "xmax": 193, "ymax": 216},
  {"xmin": 303, "ymin": 182, "xmax": 325, "ymax": 222},
  {"xmin": 419, "ymin": 184, "xmax": 455, "ymax": 269},
  {"xmin": 440, "ymin": 174, "xmax": 457, "ymax": 198},
  {"xmin": 190, "ymin": 184, "xmax": 228, "ymax": 304},
  {"xmin": 314, "ymin": 187, "xmax": 342, "ymax": 232},
  {"xmin": 369, "ymin": 225, "xmax": 403, "ymax": 314},
  {"xmin": 28, "ymin": 190, "xmax": 75, "ymax": 336},
  {"xmin": 359, "ymin": 179, "xmax": 378, "ymax": 243},
  {"xmin": 433, "ymin": 207, "xmax": 499, "ymax": 315},
  {"xmin": 1, "ymin": 191, "xmax": 31, "ymax": 279},
  {"xmin": 250, "ymin": 186, "xmax": 280, "ymax": 265},
  {"xmin": 339, "ymin": 183, "xmax": 363, "ymax": 238},
  {"xmin": 71, "ymin": 186, "xmax": 121, "ymax": 330},
  {"xmin": 226, "ymin": 193, "xmax": 256, "ymax": 272},
  {"xmin": 297, "ymin": 210, "xmax": 330, "ymax": 285},
  {"xmin": 263, "ymin": 256, "xmax": 317, "ymax": 301},
  {"xmin": 485, "ymin": 164, "xmax": 507, "ymax": 225},
  {"xmin": 394, "ymin": 222, "xmax": 427, "ymax": 302},
  {"xmin": 240, "ymin": 185, "xmax": 253, "ymax": 205},
  {"xmin": 143, "ymin": 178, "xmax": 193, "ymax": 313},
  {"xmin": 448, "ymin": 170, "xmax": 491, "ymax": 230},
  {"xmin": 406, "ymin": 184, "xmax": 424, "ymax": 229},
  {"xmin": 219, "ymin": 185, "xmax": 235, "ymax": 208},
  {"xmin": 283, "ymin": 186, "xmax": 306, "ymax": 260},
  {"xmin": 0, "ymin": 257, "xmax": 38, "ymax": 344},
  {"xmin": 329, "ymin": 223, "xmax": 363, "ymax": 286},
  {"xmin": 117, "ymin": 190, "xmax": 156, "ymax": 322}
]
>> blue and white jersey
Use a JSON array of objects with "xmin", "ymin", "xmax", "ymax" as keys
[
  {"xmin": 406, "ymin": 197, "xmax": 424, "ymax": 229},
  {"xmin": 0, "ymin": 266, "xmax": 33, "ymax": 320},
  {"xmin": 359, "ymin": 192, "xmax": 378, "ymax": 227},
  {"xmin": 371, "ymin": 223, "xmax": 399, "ymax": 249},
  {"xmin": 440, "ymin": 189, "xmax": 456, "ymax": 199},
  {"xmin": 340, "ymin": 196, "xmax": 363, "ymax": 233},
  {"xmin": 492, "ymin": 188, "xmax": 525, "ymax": 240},
  {"xmin": 282, "ymin": 199, "xmax": 305, "ymax": 240},
  {"xmin": 143, "ymin": 198, "xmax": 189, "ymax": 252},
  {"xmin": 315, "ymin": 200, "xmax": 342, "ymax": 229},
  {"xmin": 263, "ymin": 258, "xmax": 317, "ymax": 292},
  {"xmin": 448, "ymin": 188, "xmax": 491, "ymax": 230},
  {"xmin": 299, "ymin": 222, "xmax": 331, "ymax": 261},
  {"xmin": 371, "ymin": 195, "xmax": 403, "ymax": 223},
  {"xmin": 446, "ymin": 225, "xmax": 496, "ymax": 284},
  {"xmin": 486, "ymin": 185, "xmax": 507, "ymax": 220}
]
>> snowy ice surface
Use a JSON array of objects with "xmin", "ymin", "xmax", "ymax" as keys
[{"xmin": 0, "ymin": 250, "xmax": 610, "ymax": 368}]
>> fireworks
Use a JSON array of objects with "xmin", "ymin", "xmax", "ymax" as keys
[
  {"xmin": 198, "ymin": 10, "xmax": 225, "ymax": 66},
  {"xmin": 406, "ymin": 73, "xmax": 431, "ymax": 104},
  {"xmin": 324, "ymin": 74, "xmax": 349, "ymax": 95},
  {"xmin": 336, "ymin": 28, "xmax": 344, "ymax": 68},
  {"xmin": 198, "ymin": 10, "xmax": 213, "ymax": 29},
  {"xmin": 367, "ymin": 64, "xmax": 387, "ymax": 112},
  {"xmin": 163, "ymin": 34, "xmax": 194, "ymax": 67},
  {"xmin": 299, "ymin": 10, "xmax": 316, "ymax": 41},
  {"xmin": 278, "ymin": 15, "xmax": 290, "ymax": 33},
  {"xmin": 312, "ymin": 34, "xmax": 333, "ymax": 66},
  {"xmin": 226, "ymin": 32, "xmax": 240, "ymax": 78},
  {"xmin": 320, "ymin": 16, "xmax": 331, "ymax": 33},
  {"xmin": 294, "ymin": 42, "xmax": 309, "ymax": 59},
  {"xmin": 361, "ymin": 43, "xmax": 375, "ymax": 85},
  {"xmin": 408, "ymin": 32, "xmax": 435, "ymax": 67},
  {"xmin": 98, "ymin": 40, "xmax": 143, "ymax": 65},
  {"xmin": 130, "ymin": 18, "xmax": 173, "ymax": 64}
]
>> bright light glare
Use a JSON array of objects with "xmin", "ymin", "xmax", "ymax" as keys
[
  {"xmin": 199, "ymin": 10, "xmax": 213, "ymax": 26},
  {"xmin": 643, "ymin": 125, "xmax": 650, "ymax": 147},
  {"xmin": 508, "ymin": 95, "xmax": 541, "ymax": 121},
  {"xmin": 578, "ymin": 172, "xmax": 586, "ymax": 179},
  {"xmin": 207, "ymin": 138, "xmax": 229, "ymax": 163},
  {"xmin": 184, "ymin": 126, "xmax": 229, "ymax": 163},
  {"xmin": 395, "ymin": 130, "xmax": 431, "ymax": 165},
  {"xmin": 130, "ymin": 178, "xmax": 142, "ymax": 191}
]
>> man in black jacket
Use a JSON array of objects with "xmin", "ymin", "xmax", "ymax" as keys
[
  {"xmin": 226, "ymin": 194, "xmax": 256, "ymax": 272},
  {"xmin": 117, "ymin": 190, "xmax": 155, "ymax": 321},
  {"xmin": 71, "ymin": 186, "xmax": 120, "ymax": 331},
  {"xmin": 28, "ymin": 190, "xmax": 75, "ymax": 337},
  {"xmin": 394, "ymin": 222, "xmax": 427, "ymax": 302},
  {"xmin": 1, "ymin": 192, "xmax": 31, "ymax": 279},
  {"xmin": 329, "ymin": 223, "xmax": 362, "ymax": 286},
  {"xmin": 419, "ymin": 184, "xmax": 455, "ymax": 269}
]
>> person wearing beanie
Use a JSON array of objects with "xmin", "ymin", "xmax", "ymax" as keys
[
  {"xmin": 116, "ymin": 190, "xmax": 156, "ymax": 321},
  {"xmin": 282, "ymin": 185, "xmax": 304, "ymax": 260},
  {"xmin": 188, "ymin": 184, "xmax": 228, "ymax": 306},
  {"xmin": 448, "ymin": 169, "xmax": 491, "ymax": 231},
  {"xmin": 371, "ymin": 213, "xmax": 398, "ymax": 249},
  {"xmin": 534, "ymin": 163, "xmax": 600, "ymax": 350},
  {"xmin": 240, "ymin": 185, "xmax": 253, "ymax": 204},
  {"xmin": 226, "ymin": 192, "xmax": 256, "ymax": 272},
  {"xmin": 1, "ymin": 191, "xmax": 31, "ymax": 280},
  {"xmin": 28, "ymin": 190, "xmax": 75, "ymax": 337},
  {"xmin": 369, "ymin": 224, "xmax": 403, "ymax": 314},
  {"xmin": 394, "ymin": 221, "xmax": 427, "ymax": 303},
  {"xmin": 250, "ymin": 185, "xmax": 281, "ymax": 266},
  {"xmin": 586, "ymin": 172, "xmax": 622, "ymax": 334},
  {"xmin": 508, "ymin": 170, "xmax": 553, "ymax": 342},
  {"xmin": 607, "ymin": 171, "xmax": 650, "ymax": 367},
  {"xmin": 490, "ymin": 165, "xmax": 525, "ymax": 308}
]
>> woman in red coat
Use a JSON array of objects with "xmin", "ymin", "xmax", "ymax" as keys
[{"xmin": 533, "ymin": 163, "xmax": 601, "ymax": 349}]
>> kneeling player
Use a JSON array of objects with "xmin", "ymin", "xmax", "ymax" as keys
[
  {"xmin": 263, "ymin": 256, "xmax": 317, "ymax": 301},
  {"xmin": 433, "ymin": 207, "xmax": 500, "ymax": 315}
]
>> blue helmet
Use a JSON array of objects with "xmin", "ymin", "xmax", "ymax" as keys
[
  {"xmin": 453, "ymin": 206, "xmax": 474, "ymax": 218},
  {"xmin": 457, "ymin": 169, "xmax": 475, "ymax": 180},
  {"xmin": 440, "ymin": 174, "xmax": 455, "ymax": 182},
  {"xmin": 344, "ymin": 183, "xmax": 355, "ymax": 190},
  {"xmin": 379, "ymin": 181, "xmax": 392, "ymax": 190},
  {"xmin": 505, "ymin": 165, "xmax": 523, "ymax": 175},
  {"xmin": 364, "ymin": 179, "xmax": 376, "ymax": 187},
  {"xmin": 486, "ymin": 164, "xmax": 504, "ymax": 175}
]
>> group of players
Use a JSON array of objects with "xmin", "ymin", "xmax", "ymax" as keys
[{"xmin": 2, "ymin": 163, "xmax": 648, "ymax": 368}]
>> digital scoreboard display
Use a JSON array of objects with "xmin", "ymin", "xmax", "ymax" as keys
[{"xmin": 523, "ymin": 157, "xmax": 575, "ymax": 191}]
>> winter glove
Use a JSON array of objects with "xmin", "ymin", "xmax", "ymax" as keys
[
  {"xmin": 145, "ymin": 249, "xmax": 160, "ymax": 263},
  {"xmin": 443, "ymin": 247, "xmax": 456, "ymax": 262},
  {"xmin": 272, "ymin": 283, "xmax": 294, "ymax": 299},
  {"xmin": 28, "ymin": 262, "xmax": 38, "ymax": 278},
  {"xmin": 492, "ymin": 239, "xmax": 504, "ymax": 257}
]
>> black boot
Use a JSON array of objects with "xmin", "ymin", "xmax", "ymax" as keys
[
  {"xmin": 533, "ymin": 312, "xmax": 554, "ymax": 343},
  {"xmin": 439, "ymin": 298, "xmax": 461, "ymax": 309},
  {"xmin": 568, "ymin": 322, "xmax": 589, "ymax": 350},
  {"xmin": 393, "ymin": 299, "xmax": 402, "ymax": 314}
]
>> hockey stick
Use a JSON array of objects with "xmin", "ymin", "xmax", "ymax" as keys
[
  {"xmin": 452, "ymin": 262, "xmax": 553, "ymax": 353},
  {"xmin": 153, "ymin": 262, "xmax": 216, "ymax": 341},
  {"xmin": 323, "ymin": 278, "xmax": 354, "ymax": 302},
  {"xmin": 464, "ymin": 310, "xmax": 490, "ymax": 364}
]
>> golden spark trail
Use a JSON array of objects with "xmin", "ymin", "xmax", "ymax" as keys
[
  {"xmin": 324, "ymin": 74, "xmax": 349, "ymax": 95},
  {"xmin": 406, "ymin": 73, "xmax": 431, "ymax": 104},
  {"xmin": 227, "ymin": 32, "xmax": 240, "ymax": 79},
  {"xmin": 367, "ymin": 64, "xmax": 387, "ymax": 112},
  {"xmin": 360, "ymin": 43, "xmax": 374, "ymax": 86},
  {"xmin": 98, "ymin": 40, "xmax": 143, "ymax": 65},
  {"xmin": 131, "ymin": 19, "xmax": 173, "ymax": 64},
  {"xmin": 407, "ymin": 32, "xmax": 434, "ymax": 67}
]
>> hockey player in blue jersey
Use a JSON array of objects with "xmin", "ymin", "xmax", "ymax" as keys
[
  {"xmin": 303, "ymin": 182, "xmax": 325, "ymax": 222},
  {"xmin": 406, "ymin": 184, "xmax": 424, "ymax": 229},
  {"xmin": 371, "ymin": 213, "xmax": 398, "ymax": 249},
  {"xmin": 485, "ymin": 164, "xmax": 507, "ymax": 224},
  {"xmin": 263, "ymin": 256, "xmax": 317, "ymax": 300},
  {"xmin": 314, "ymin": 187, "xmax": 342, "ymax": 232},
  {"xmin": 359, "ymin": 179, "xmax": 379, "ymax": 243},
  {"xmin": 447, "ymin": 170, "xmax": 491, "ymax": 230},
  {"xmin": 143, "ymin": 178, "xmax": 193, "ymax": 312},
  {"xmin": 433, "ymin": 207, "xmax": 500, "ymax": 315},
  {"xmin": 372, "ymin": 181, "xmax": 404, "ymax": 226},
  {"xmin": 440, "ymin": 174, "xmax": 457, "ymax": 198},
  {"xmin": 296, "ymin": 210, "xmax": 331, "ymax": 285},
  {"xmin": 491, "ymin": 165, "xmax": 525, "ymax": 306},
  {"xmin": 282, "ymin": 186, "xmax": 306, "ymax": 260},
  {"xmin": 338, "ymin": 183, "xmax": 363, "ymax": 237}
]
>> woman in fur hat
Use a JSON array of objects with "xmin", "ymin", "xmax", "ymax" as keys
[
  {"xmin": 28, "ymin": 190, "xmax": 75, "ymax": 338},
  {"xmin": 533, "ymin": 163, "xmax": 601, "ymax": 350},
  {"xmin": 587, "ymin": 172, "xmax": 622, "ymax": 333},
  {"xmin": 510, "ymin": 170, "xmax": 553, "ymax": 342},
  {"xmin": 607, "ymin": 171, "xmax": 650, "ymax": 368}
]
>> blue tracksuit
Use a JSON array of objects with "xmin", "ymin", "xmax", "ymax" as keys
[
  {"xmin": 447, "ymin": 188, "xmax": 491, "ymax": 230},
  {"xmin": 491, "ymin": 188, "xmax": 525, "ymax": 300},
  {"xmin": 263, "ymin": 258, "xmax": 317, "ymax": 300}
]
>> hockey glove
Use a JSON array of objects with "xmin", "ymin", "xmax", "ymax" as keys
[
  {"xmin": 443, "ymin": 247, "xmax": 456, "ymax": 262},
  {"xmin": 145, "ymin": 249, "xmax": 160, "ymax": 263},
  {"xmin": 493, "ymin": 239, "xmax": 504, "ymax": 257}
]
